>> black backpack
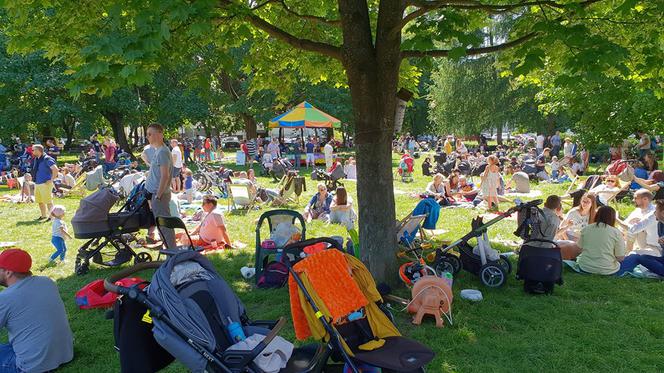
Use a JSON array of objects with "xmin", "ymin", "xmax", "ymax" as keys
[
  {"xmin": 257, "ymin": 255, "xmax": 290, "ymax": 289},
  {"xmin": 516, "ymin": 239, "xmax": 563, "ymax": 295}
]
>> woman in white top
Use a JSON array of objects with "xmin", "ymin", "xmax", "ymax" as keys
[
  {"xmin": 558, "ymin": 192, "xmax": 597, "ymax": 241},
  {"xmin": 329, "ymin": 187, "xmax": 356, "ymax": 229},
  {"xmin": 590, "ymin": 176, "xmax": 621, "ymax": 205},
  {"xmin": 344, "ymin": 157, "xmax": 357, "ymax": 180},
  {"xmin": 426, "ymin": 173, "xmax": 450, "ymax": 199},
  {"xmin": 455, "ymin": 139, "xmax": 468, "ymax": 155}
]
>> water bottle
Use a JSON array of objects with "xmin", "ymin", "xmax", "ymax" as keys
[
  {"xmin": 227, "ymin": 317, "xmax": 246, "ymax": 342},
  {"xmin": 441, "ymin": 271, "xmax": 454, "ymax": 288}
]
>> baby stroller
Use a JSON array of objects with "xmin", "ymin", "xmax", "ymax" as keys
[
  {"xmin": 286, "ymin": 239, "xmax": 435, "ymax": 372},
  {"xmin": 398, "ymin": 156, "xmax": 414, "ymax": 183},
  {"xmin": 272, "ymin": 158, "xmax": 294, "ymax": 181},
  {"xmin": 433, "ymin": 199, "xmax": 543, "ymax": 288},
  {"xmin": 254, "ymin": 209, "xmax": 307, "ymax": 285},
  {"xmin": 72, "ymin": 182, "xmax": 154, "ymax": 275},
  {"xmin": 104, "ymin": 250, "xmax": 329, "ymax": 373},
  {"xmin": 311, "ymin": 165, "xmax": 345, "ymax": 191}
]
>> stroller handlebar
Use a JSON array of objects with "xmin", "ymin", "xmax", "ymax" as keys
[{"xmin": 104, "ymin": 261, "xmax": 164, "ymax": 294}]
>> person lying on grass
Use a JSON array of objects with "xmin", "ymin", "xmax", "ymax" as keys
[{"xmin": 178, "ymin": 195, "xmax": 232, "ymax": 250}]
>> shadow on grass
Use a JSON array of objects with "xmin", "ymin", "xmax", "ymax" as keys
[{"xmin": 16, "ymin": 219, "xmax": 48, "ymax": 227}]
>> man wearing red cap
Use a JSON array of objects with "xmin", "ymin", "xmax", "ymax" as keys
[{"xmin": 0, "ymin": 249, "xmax": 73, "ymax": 372}]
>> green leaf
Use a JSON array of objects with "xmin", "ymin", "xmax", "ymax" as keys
[{"xmin": 448, "ymin": 46, "xmax": 467, "ymax": 60}]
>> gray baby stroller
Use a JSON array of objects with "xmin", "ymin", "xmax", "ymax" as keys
[
  {"xmin": 311, "ymin": 165, "xmax": 345, "ymax": 191},
  {"xmin": 271, "ymin": 158, "xmax": 293, "ymax": 181},
  {"xmin": 72, "ymin": 182, "xmax": 154, "ymax": 275},
  {"xmin": 104, "ymin": 250, "xmax": 329, "ymax": 373}
]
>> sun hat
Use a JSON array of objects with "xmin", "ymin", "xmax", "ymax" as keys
[
  {"xmin": 51, "ymin": 205, "xmax": 66, "ymax": 217},
  {"xmin": 0, "ymin": 249, "xmax": 32, "ymax": 272}
]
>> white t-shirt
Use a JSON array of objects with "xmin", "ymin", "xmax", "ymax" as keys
[
  {"xmin": 626, "ymin": 204, "xmax": 660, "ymax": 253},
  {"xmin": 172, "ymin": 146, "xmax": 183, "ymax": 168},
  {"xmin": 63, "ymin": 174, "xmax": 76, "ymax": 188},
  {"xmin": 323, "ymin": 144, "xmax": 334, "ymax": 158},
  {"xmin": 536, "ymin": 135, "xmax": 545, "ymax": 149},
  {"xmin": 563, "ymin": 142, "xmax": 574, "ymax": 157}
]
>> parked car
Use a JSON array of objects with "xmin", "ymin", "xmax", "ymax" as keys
[{"xmin": 221, "ymin": 136, "xmax": 240, "ymax": 149}]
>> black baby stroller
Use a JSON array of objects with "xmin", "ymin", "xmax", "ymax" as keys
[
  {"xmin": 254, "ymin": 209, "xmax": 306, "ymax": 286},
  {"xmin": 285, "ymin": 238, "xmax": 435, "ymax": 372},
  {"xmin": 434, "ymin": 199, "xmax": 543, "ymax": 288},
  {"xmin": 516, "ymin": 239, "xmax": 563, "ymax": 295},
  {"xmin": 104, "ymin": 250, "xmax": 329, "ymax": 373},
  {"xmin": 72, "ymin": 182, "xmax": 154, "ymax": 275}
]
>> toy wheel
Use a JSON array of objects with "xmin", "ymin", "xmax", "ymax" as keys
[
  {"xmin": 435, "ymin": 254, "xmax": 462, "ymax": 275},
  {"xmin": 497, "ymin": 256, "xmax": 512, "ymax": 274},
  {"xmin": 479, "ymin": 263, "xmax": 507, "ymax": 288},
  {"xmin": 75, "ymin": 257, "xmax": 89, "ymax": 276},
  {"xmin": 134, "ymin": 252, "xmax": 152, "ymax": 264}
]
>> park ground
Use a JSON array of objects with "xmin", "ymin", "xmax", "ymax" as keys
[{"xmin": 1, "ymin": 152, "xmax": 663, "ymax": 373}]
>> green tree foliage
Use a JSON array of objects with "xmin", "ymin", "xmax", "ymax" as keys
[
  {"xmin": 3, "ymin": 0, "xmax": 660, "ymax": 281},
  {"xmin": 428, "ymin": 56, "xmax": 545, "ymax": 138}
]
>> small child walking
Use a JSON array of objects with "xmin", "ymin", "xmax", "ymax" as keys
[
  {"xmin": 49, "ymin": 205, "xmax": 72, "ymax": 264},
  {"xmin": 481, "ymin": 155, "xmax": 501, "ymax": 212},
  {"xmin": 184, "ymin": 168, "xmax": 194, "ymax": 203}
]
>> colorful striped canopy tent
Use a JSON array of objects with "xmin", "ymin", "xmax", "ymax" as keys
[{"xmin": 269, "ymin": 101, "xmax": 341, "ymax": 129}]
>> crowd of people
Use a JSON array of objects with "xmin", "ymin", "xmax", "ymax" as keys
[{"xmin": 0, "ymin": 127, "xmax": 661, "ymax": 372}]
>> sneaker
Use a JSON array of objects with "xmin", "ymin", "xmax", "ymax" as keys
[
  {"xmin": 43, "ymin": 218, "xmax": 51, "ymax": 222},
  {"xmin": 35, "ymin": 216, "xmax": 46, "ymax": 221}
]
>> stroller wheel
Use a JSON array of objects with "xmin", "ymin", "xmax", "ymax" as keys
[
  {"xmin": 134, "ymin": 252, "xmax": 153, "ymax": 264},
  {"xmin": 435, "ymin": 254, "xmax": 462, "ymax": 275},
  {"xmin": 497, "ymin": 256, "xmax": 512, "ymax": 274},
  {"xmin": 479, "ymin": 263, "xmax": 507, "ymax": 288},
  {"xmin": 75, "ymin": 257, "xmax": 89, "ymax": 276}
]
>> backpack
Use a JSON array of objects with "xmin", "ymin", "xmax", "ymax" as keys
[
  {"xmin": 257, "ymin": 255, "xmax": 290, "ymax": 289},
  {"xmin": 516, "ymin": 239, "xmax": 563, "ymax": 294},
  {"xmin": 514, "ymin": 205, "xmax": 544, "ymax": 240}
]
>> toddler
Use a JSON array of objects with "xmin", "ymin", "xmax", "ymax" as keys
[
  {"xmin": 49, "ymin": 205, "xmax": 72, "ymax": 264},
  {"xmin": 20, "ymin": 173, "xmax": 35, "ymax": 203},
  {"xmin": 184, "ymin": 168, "xmax": 194, "ymax": 203},
  {"xmin": 481, "ymin": 155, "xmax": 501, "ymax": 211},
  {"xmin": 549, "ymin": 156, "xmax": 561, "ymax": 179}
]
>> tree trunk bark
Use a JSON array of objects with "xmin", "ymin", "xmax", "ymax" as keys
[
  {"xmin": 62, "ymin": 117, "xmax": 76, "ymax": 150},
  {"xmin": 496, "ymin": 123, "xmax": 503, "ymax": 145},
  {"xmin": 102, "ymin": 111, "xmax": 135, "ymax": 160},
  {"xmin": 338, "ymin": 0, "xmax": 403, "ymax": 283},
  {"xmin": 241, "ymin": 113, "xmax": 257, "ymax": 140}
]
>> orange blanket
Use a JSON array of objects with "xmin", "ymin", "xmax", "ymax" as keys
[{"xmin": 289, "ymin": 249, "xmax": 368, "ymax": 340}]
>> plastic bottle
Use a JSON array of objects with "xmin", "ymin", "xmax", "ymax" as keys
[
  {"xmin": 227, "ymin": 317, "xmax": 246, "ymax": 342},
  {"xmin": 441, "ymin": 271, "xmax": 453, "ymax": 288}
]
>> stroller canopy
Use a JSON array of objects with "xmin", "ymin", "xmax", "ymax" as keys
[
  {"xmin": 72, "ymin": 188, "xmax": 119, "ymax": 225},
  {"xmin": 147, "ymin": 251, "xmax": 249, "ymax": 372}
]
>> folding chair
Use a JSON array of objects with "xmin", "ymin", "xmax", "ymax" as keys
[
  {"xmin": 396, "ymin": 213, "xmax": 428, "ymax": 250},
  {"xmin": 155, "ymin": 216, "xmax": 200, "ymax": 260},
  {"xmin": 227, "ymin": 183, "xmax": 258, "ymax": 212}
]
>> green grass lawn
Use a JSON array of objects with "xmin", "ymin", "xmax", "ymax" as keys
[{"xmin": 0, "ymin": 152, "xmax": 662, "ymax": 372}]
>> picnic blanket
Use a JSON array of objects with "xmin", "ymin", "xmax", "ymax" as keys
[
  {"xmin": 563, "ymin": 260, "xmax": 663, "ymax": 279},
  {"xmin": 505, "ymin": 190, "xmax": 543, "ymax": 198}
]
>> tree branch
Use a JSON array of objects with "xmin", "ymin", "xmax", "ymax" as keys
[
  {"xmin": 398, "ymin": 0, "xmax": 603, "ymax": 32},
  {"xmin": 273, "ymin": 0, "xmax": 341, "ymax": 26},
  {"xmin": 401, "ymin": 31, "xmax": 537, "ymax": 58},
  {"xmin": 245, "ymin": 13, "xmax": 342, "ymax": 60}
]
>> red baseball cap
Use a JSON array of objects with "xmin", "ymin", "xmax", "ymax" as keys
[{"xmin": 0, "ymin": 249, "xmax": 32, "ymax": 273}]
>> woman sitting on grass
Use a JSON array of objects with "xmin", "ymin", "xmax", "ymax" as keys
[
  {"xmin": 329, "ymin": 187, "xmax": 356, "ymax": 230},
  {"xmin": 576, "ymin": 205, "xmax": 626, "ymax": 275},
  {"xmin": 178, "ymin": 195, "xmax": 232, "ymax": 250},
  {"xmin": 558, "ymin": 192, "xmax": 597, "ymax": 241},
  {"xmin": 304, "ymin": 183, "xmax": 332, "ymax": 223},
  {"xmin": 425, "ymin": 173, "xmax": 452, "ymax": 206}
]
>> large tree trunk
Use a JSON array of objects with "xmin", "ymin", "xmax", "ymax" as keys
[
  {"xmin": 62, "ymin": 117, "xmax": 76, "ymax": 149},
  {"xmin": 102, "ymin": 111, "xmax": 135, "ymax": 160},
  {"xmin": 241, "ymin": 113, "xmax": 257, "ymax": 140},
  {"xmin": 339, "ymin": 0, "xmax": 403, "ymax": 283}
]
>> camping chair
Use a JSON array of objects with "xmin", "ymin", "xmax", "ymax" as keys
[
  {"xmin": 227, "ymin": 183, "xmax": 258, "ymax": 212},
  {"xmin": 254, "ymin": 209, "xmax": 306, "ymax": 284},
  {"xmin": 155, "ymin": 216, "xmax": 200, "ymax": 260},
  {"xmin": 396, "ymin": 213, "xmax": 428, "ymax": 250}
]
